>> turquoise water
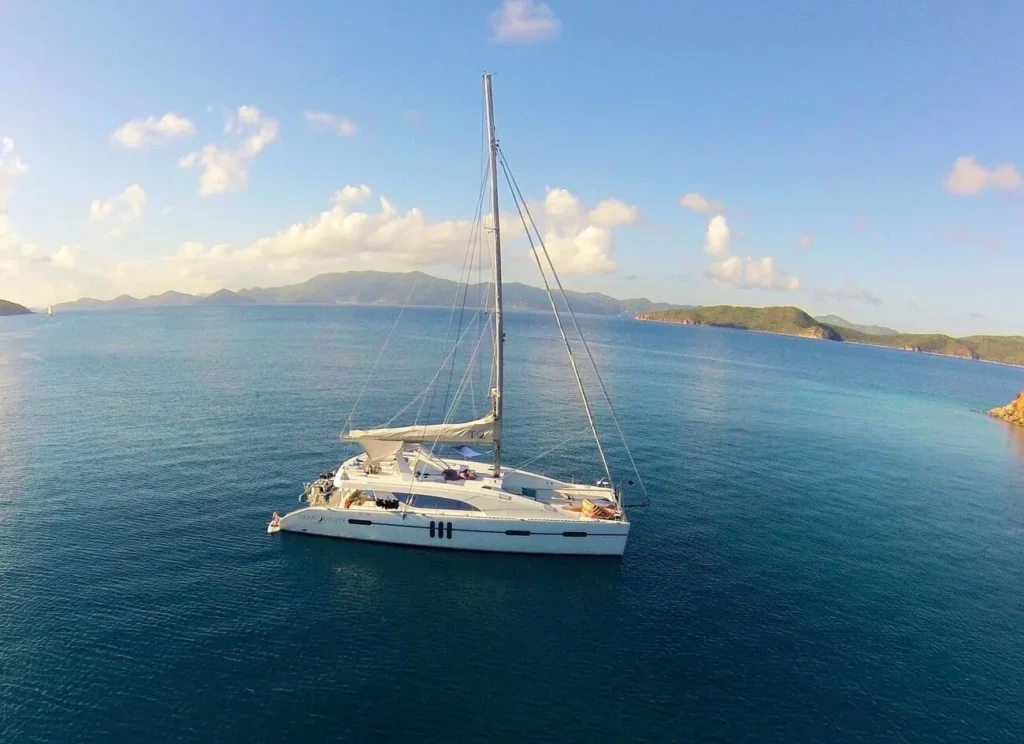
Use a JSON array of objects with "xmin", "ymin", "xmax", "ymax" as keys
[{"xmin": 1, "ymin": 306, "xmax": 1022, "ymax": 742}]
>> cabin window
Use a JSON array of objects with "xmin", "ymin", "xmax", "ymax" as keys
[
  {"xmin": 446, "ymin": 522, "xmax": 453, "ymax": 539},
  {"xmin": 562, "ymin": 531, "xmax": 587, "ymax": 537},
  {"xmin": 505, "ymin": 529, "xmax": 531, "ymax": 536},
  {"xmin": 348, "ymin": 519, "xmax": 372, "ymax": 526},
  {"xmin": 393, "ymin": 493, "xmax": 480, "ymax": 511},
  {"xmin": 429, "ymin": 521, "xmax": 436, "ymax": 538},
  {"xmin": 521, "ymin": 487, "xmax": 537, "ymax": 498}
]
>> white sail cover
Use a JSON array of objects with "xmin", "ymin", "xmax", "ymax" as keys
[{"xmin": 343, "ymin": 413, "xmax": 497, "ymax": 445}]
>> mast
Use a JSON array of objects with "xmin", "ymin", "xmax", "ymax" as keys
[{"xmin": 483, "ymin": 73, "xmax": 505, "ymax": 476}]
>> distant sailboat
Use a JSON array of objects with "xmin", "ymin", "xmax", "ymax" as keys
[
  {"xmin": 269, "ymin": 74, "xmax": 647, "ymax": 555},
  {"xmin": 46, "ymin": 305, "xmax": 53, "ymax": 317}
]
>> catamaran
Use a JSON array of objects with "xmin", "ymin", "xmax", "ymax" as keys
[{"xmin": 268, "ymin": 74, "xmax": 646, "ymax": 555}]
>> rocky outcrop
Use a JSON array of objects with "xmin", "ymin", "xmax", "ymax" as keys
[
  {"xmin": 801, "ymin": 325, "xmax": 841, "ymax": 340},
  {"xmin": 635, "ymin": 311, "xmax": 697, "ymax": 324},
  {"xmin": 989, "ymin": 391, "xmax": 1024, "ymax": 427}
]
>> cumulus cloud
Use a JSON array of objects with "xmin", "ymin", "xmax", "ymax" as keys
[
  {"xmin": 534, "ymin": 187, "xmax": 639, "ymax": 273},
  {"xmin": 944, "ymin": 155, "xmax": 1021, "ymax": 194},
  {"xmin": 679, "ymin": 191, "xmax": 724, "ymax": 214},
  {"xmin": 700, "ymin": 215, "xmax": 800, "ymax": 292},
  {"xmin": 89, "ymin": 184, "xmax": 147, "ymax": 229},
  {"xmin": 179, "ymin": 105, "xmax": 279, "ymax": 196},
  {"xmin": 303, "ymin": 112, "xmax": 359, "ymax": 137},
  {"xmin": 703, "ymin": 214, "xmax": 731, "ymax": 257},
  {"xmin": 796, "ymin": 233, "xmax": 814, "ymax": 249},
  {"xmin": 0, "ymin": 182, "xmax": 638, "ymax": 306},
  {"xmin": 490, "ymin": 0, "xmax": 560, "ymax": 43},
  {"xmin": 1, "ymin": 137, "xmax": 29, "ymax": 213},
  {"xmin": 589, "ymin": 199, "xmax": 640, "ymax": 228},
  {"xmin": 110, "ymin": 113, "xmax": 195, "ymax": 149},
  {"xmin": 708, "ymin": 255, "xmax": 800, "ymax": 292},
  {"xmin": 334, "ymin": 184, "xmax": 373, "ymax": 203},
  {"xmin": 541, "ymin": 225, "xmax": 616, "ymax": 274},
  {"xmin": 543, "ymin": 188, "xmax": 581, "ymax": 219}
]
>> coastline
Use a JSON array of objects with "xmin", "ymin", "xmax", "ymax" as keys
[{"xmin": 634, "ymin": 315, "xmax": 1024, "ymax": 369}]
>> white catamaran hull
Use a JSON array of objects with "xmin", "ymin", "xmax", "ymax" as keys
[{"xmin": 277, "ymin": 506, "xmax": 629, "ymax": 556}]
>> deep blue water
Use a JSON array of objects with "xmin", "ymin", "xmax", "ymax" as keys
[{"xmin": 1, "ymin": 306, "xmax": 1022, "ymax": 743}]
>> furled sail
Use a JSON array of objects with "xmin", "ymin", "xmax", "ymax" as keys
[{"xmin": 343, "ymin": 413, "xmax": 497, "ymax": 445}]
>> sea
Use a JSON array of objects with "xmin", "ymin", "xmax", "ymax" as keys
[{"xmin": 1, "ymin": 305, "xmax": 1022, "ymax": 743}]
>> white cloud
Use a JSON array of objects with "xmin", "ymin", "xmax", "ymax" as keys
[
  {"xmin": 304, "ymin": 112, "xmax": 359, "ymax": 137},
  {"xmin": 589, "ymin": 199, "xmax": 640, "ymax": 228},
  {"xmin": 334, "ymin": 184, "xmax": 373, "ymax": 203},
  {"xmin": 89, "ymin": 184, "xmax": 147, "ymax": 229},
  {"xmin": 944, "ymin": 155, "xmax": 1021, "ymax": 194},
  {"xmin": 533, "ymin": 188, "xmax": 638, "ymax": 274},
  {"xmin": 702, "ymin": 214, "xmax": 731, "ymax": 257},
  {"xmin": 490, "ymin": 0, "xmax": 560, "ymax": 43},
  {"xmin": 679, "ymin": 191, "xmax": 724, "ymax": 213},
  {"xmin": 179, "ymin": 105, "xmax": 279, "ymax": 196},
  {"xmin": 235, "ymin": 105, "xmax": 261, "ymax": 127},
  {"xmin": 543, "ymin": 187, "xmax": 581, "ymax": 219},
  {"xmin": 700, "ymin": 215, "xmax": 800, "ymax": 292},
  {"xmin": 796, "ymin": 233, "xmax": 814, "ymax": 249},
  {"xmin": 1, "ymin": 137, "xmax": 29, "ymax": 213},
  {"xmin": 51, "ymin": 244, "xmax": 81, "ymax": 268},
  {"xmin": 708, "ymin": 255, "xmax": 800, "ymax": 292},
  {"xmin": 110, "ymin": 113, "xmax": 195, "ymax": 149},
  {"xmin": 541, "ymin": 225, "xmax": 616, "ymax": 274},
  {"xmin": 0, "ymin": 183, "xmax": 636, "ymax": 306}
]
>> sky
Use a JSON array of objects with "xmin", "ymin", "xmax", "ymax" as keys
[{"xmin": 1, "ymin": 0, "xmax": 1022, "ymax": 335}]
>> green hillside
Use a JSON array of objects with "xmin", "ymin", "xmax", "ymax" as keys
[
  {"xmin": 638, "ymin": 305, "xmax": 1024, "ymax": 366},
  {"xmin": 637, "ymin": 305, "xmax": 840, "ymax": 339}
]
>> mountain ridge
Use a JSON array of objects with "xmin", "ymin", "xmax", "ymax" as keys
[
  {"xmin": 814, "ymin": 314, "xmax": 898, "ymax": 336},
  {"xmin": 53, "ymin": 270, "xmax": 692, "ymax": 317}
]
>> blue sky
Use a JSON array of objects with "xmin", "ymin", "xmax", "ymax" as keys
[{"xmin": 1, "ymin": 0, "xmax": 1021, "ymax": 334}]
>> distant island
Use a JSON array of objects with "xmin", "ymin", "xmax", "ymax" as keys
[
  {"xmin": 0, "ymin": 298, "xmax": 32, "ymax": 316},
  {"xmin": 53, "ymin": 270, "xmax": 692, "ymax": 318},
  {"xmin": 637, "ymin": 306, "xmax": 1024, "ymax": 367}
]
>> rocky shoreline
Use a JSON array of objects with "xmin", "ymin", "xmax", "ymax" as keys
[{"xmin": 989, "ymin": 392, "xmax": 1024, "ymax": 428}]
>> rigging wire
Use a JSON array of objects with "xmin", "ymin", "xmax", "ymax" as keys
[
  {"xmin": 509, "ymin": 428, "xmax": 592, "ymax": 471},
  {"xmin": 499, "ymin": 146, "xmax": 651, "ymax": 506},
  {"xmin": 422, "ymin": 164, "xmax": 489, "ymax": 425},
  {"xmin": 382, "ymin": 304, "xmax": 491, "ymax": 428},
  {"xmin": 497, "ymin": 157, "xmax": 614, "ymax": 489},
  {"xmin": 341, "ymin": 276, "xmax": 423, "ymax": 436}
]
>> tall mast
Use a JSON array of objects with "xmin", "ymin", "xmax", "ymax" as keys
[{"xmin": 483, "ymin": 73, "xmax": 505, "ymax": 476}]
